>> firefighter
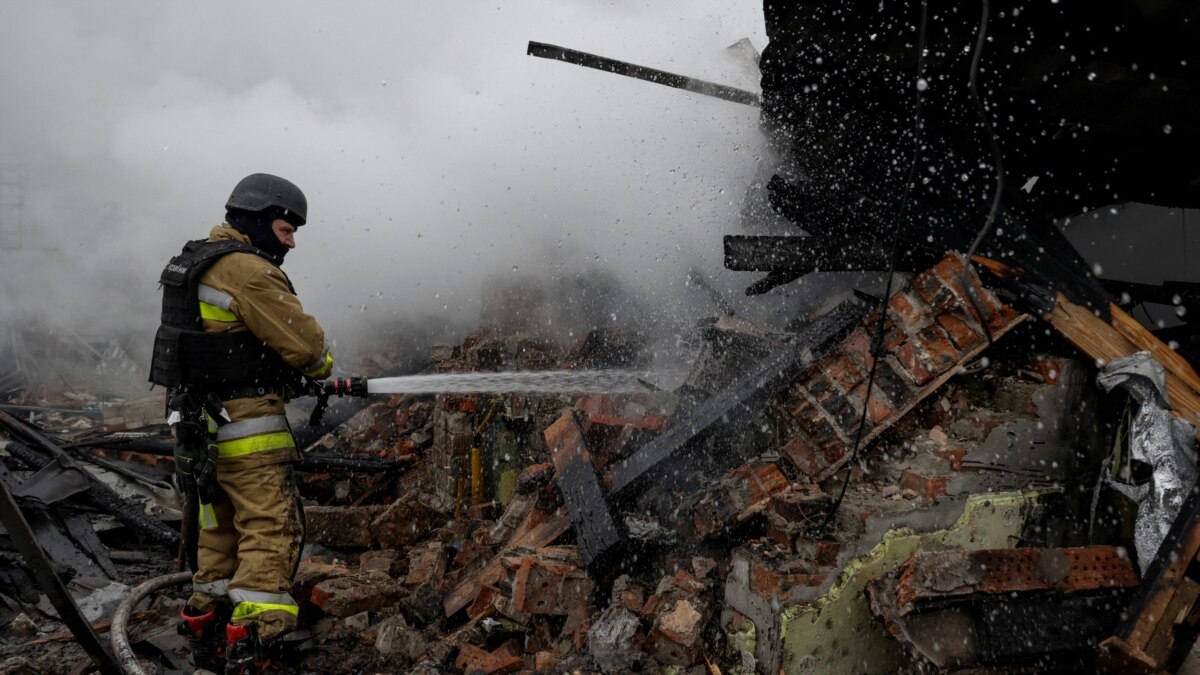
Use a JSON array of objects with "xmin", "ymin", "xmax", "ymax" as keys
[{"xmin": 150, "ymin": 173, "xmax": 333, "ymax": 673}]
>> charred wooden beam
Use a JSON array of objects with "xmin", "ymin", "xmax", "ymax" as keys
[
  {"xmin": 0, "ymin": 411, "xmax": 178, "ymax": 546},
  {"xmin": 0, "ymin": 478, "xmax": 121, "ymax": 675},
  {"xmin": 1100, "ymin": 477, "xmax": 1200, "ymax": 673},
  {"xmin": 0, "ymin": 452, "xmax": 112, "ymax": 579},
  {"xmin": 609, "ymin": 299, "xmax": 865, "ymax": 497},
  {"xmin": 766, "ymin": 174, "xmax": 881, "ymax": 237},
  {"xmin": 744, "ymin": 270, "xmax": 803, "ymax": 296},
  {"xmin": 527, "ymin": 41, "xmax": 761, "ymax": 107},
  {"xmin": 545, "ymin": 411, "xmax": 622, "ymax": 567}
]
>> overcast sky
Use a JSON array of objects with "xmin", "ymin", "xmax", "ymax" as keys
[{"xmin": 0, "ymin": 1, "xmax": 771, "ymax": 352}]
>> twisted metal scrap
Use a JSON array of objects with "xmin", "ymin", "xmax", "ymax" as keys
[{"xmin": 1097, "ymin": 351, "xmax": 1199, "ymax": 572}]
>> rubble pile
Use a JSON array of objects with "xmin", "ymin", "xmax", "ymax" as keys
[{"xmin": 4, "ymin": 248, "xmax": 1200, "ymax": 673}]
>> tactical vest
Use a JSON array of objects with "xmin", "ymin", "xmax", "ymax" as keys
[{"xmin": 149, "ymin": 239, "xmax": 299, "ymax": 395}]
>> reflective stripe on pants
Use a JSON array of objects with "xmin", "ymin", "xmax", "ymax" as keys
[{"xmin": 215, "ymin": 415, "xmax": 294, "ymax": 459}]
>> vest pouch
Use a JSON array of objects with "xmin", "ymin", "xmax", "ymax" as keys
[
  {"xmin": 149, "ymin": 324, "xmax": 185, "ymax": 387},
  {"xmin": 177, "ymin": 329, "xmax": 296, "ymax": 392}
]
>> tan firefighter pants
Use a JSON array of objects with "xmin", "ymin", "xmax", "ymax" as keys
[{"xmin": 188, "ymin": 461, "xmax": 305, "ymax": 642}]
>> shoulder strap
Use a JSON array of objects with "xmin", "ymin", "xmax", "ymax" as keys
[{"xmin": 159, "ymin": 239, "xmax": 276, "ymax": 288}]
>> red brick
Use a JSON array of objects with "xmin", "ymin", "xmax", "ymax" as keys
[
  {"xmin": 900, "ymin": 469, "xmax": 949, "ymax": 500},
  {"xmin": 449, "ymin": 395, "xmax": 478, "ymax": 413},
  {"xmin": 805, "ymin": 373, "xmax": 836, "ymax": 403},
  {"xmin": 915, "ymin": 325, "xmax": 961, "ymax": 374},
  {"xmin": 821, "ymin": 393, "xmax": 864, "ymax": 436},
  {"xmin": 930, "ymin": 254, "xmax": 1010, "ymax": 330},
  {"xmin": 894, "ymin": 340, "xmax": 935, "ymax": 385},
  {"xmin": 310, "ymin": 571, "xmax": 405, "ymax": 617},
  {"xmin": 404, "ymin": 542, "xmax": 448, "ymax": 588},
  {"xmin": 771, "ymin": 485, "xmax": 834, "ymax": 521},
  {"xmin": 805, "ymin": 418, "xmax": 841, "ymax": 447},
  {"xmin": 749, "ymin": 560, "xmax": 826, "ymax": 598},
  {"xmin": 511, "ymin": 558, "xmax": 594, "ymax": 615},
  {"xmin": 819, "ymin": 441, "xmax": 849, "ymax": 466},
  {"xmin": 454, "ymin": 643, "xmax": 524, "ymax": 674},
  {"xmin": 672, "ymin": 570, "xmax": 708, "ymax": 595},
  {"xmin": 932, "ymin": 447, "xmax": 969, "ymax": 471},
  {"xmin": 911, "ymin": 269, "xmax": 958, "ymax": 313},
  {"xmin": 815, "ymin": 540, "xmax": 844, "ymax": 567},
  {"xmin": 777, "ymin": 429, "xmax": 825, "ymax": 473},
  {"xmin": 789, "ymin": 397, "xmax": 822, "ymax": 427},
  {"xmin": 824, "ymin": 351, "xmax": 865, "ymax": 393},
  {"xmin": 887, "ymin": 292, "xmax": 932, "ymax": 335},
  {"xmin": 618, "ymin": 584, "xmax": 645, "ymax": 614},
  {"xmin": 842, "ymin": 329, "xmax": 876, "ymax": 371},
  {"xmin": 467, "ymin": 585, "xmax": 499, "ymax": 620},
  {"xmin": 652, "ymin": 597, "xmax": 706, "ymax": 650},
  {"xmin": 936, "ymin": 311, "xmax": 984, "ymax": 351},
  {"xmin": 850, "ymin": 383, "xmax": 893, "ymax": 424},
  {"xmin": 292, "ymin": 561, "xmax": 350, "ymax": 610},
  {"xmin": 765, "ymin": 520, "xmax": 795, "ymax": 550},
  {"xmin": 370, "ymin": 493, "xmax": 436, "ymax": 550},
  {"xmin": 1032, "ymin": 357, "xmax": 1065, "ymax": 384},
  {"xmin": 303, "ymin": 505, "xmax": 383, "ymax": 549}
]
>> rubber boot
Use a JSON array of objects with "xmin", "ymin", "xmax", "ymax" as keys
[
  {"xmin": 177, "ymin": 606, "xmax": 229, "ymax": 672},
  {"xmin": 225, "ymin": 623, "xmax": 289, "ymax": 675}
]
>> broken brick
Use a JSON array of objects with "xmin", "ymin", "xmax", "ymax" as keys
[
  {"xmin": 894, "ymin": 340, "xmax": 936, "ymax": 385},
  {"xmin": 936, "ymin": 312, "xmax": 985, "ymax": 351},
  {"xmin": 311, "ymin": 571, "xmax": 405, "ymax": 618},
  {"xmin": 824, "ymin": 350, "xmax": 865, "ymax": 393},
  {"xmin": 453, "ymin": 643, "xmax": 524, "ymax": 675},
  {"xmin": 292, "ymin": 560, "xmax": 351, "ymax": 611},
  {"xmin": 650, "ymin": 598, "xmax": 705, "ymax": 665},
  {"xmin": 841, "ymin": 328, "xmax": 876, "ymax": 371},
  {"xmin": 360, "ymin": 549, "xmax": 406, "ymax": 576},
  {"xmin": 781, "ymin": 432, "xmax": 825, "ymax": 477},
  {"xmin": 850, "ymin": 382, "xmax": 893, "ymax": 424},
  {"xmin": 899, "ymin": 469, "xmax": 949, "ymax": 500},
  {"xmin": 371, "ymin": 493, "xmax": 437, "ymax": 550},
  {"xmin": 771, "ymin": 484, "xmax": 833, "ymax": 521},
  {"xmin": 915, "ymin": 324, "xmax": 961, "ymax": 374},
  {"xmin": 511, "ymin": 557, "xmax": 594, "ymax": 615},
  {"xmin": 304, "ymin": 505, "xmax": 384, "ymax": 549},
  {"xmin": 404, "ymin": 542, "xmax": 448, "ymax": 588},
  {"xmin": 887, "ymin": 291, "xmax": 932, "ymax": 335}
]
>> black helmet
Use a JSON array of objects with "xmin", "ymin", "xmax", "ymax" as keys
[{"xmin": 225, "ymin": 173, "xmax": 307, "ymax": 225}]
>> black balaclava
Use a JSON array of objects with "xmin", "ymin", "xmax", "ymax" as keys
[{"xmin": 226, "ymin": 208, "xmax": 290, "ymax": 265}]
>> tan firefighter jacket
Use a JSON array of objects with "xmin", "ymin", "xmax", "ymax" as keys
[{"xmin": 196, "ymin": 224, "xmax": 333, "ymax": 469}]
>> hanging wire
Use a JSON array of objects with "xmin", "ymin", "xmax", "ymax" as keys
[
  {"xmin": 959, "ymin": 0, "xmax": 1002, "ymax": 343},
  {"xmin": 815, "ymin": 0, "xmax": 930, "ymax": 534}
]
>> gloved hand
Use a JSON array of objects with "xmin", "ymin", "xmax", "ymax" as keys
[{"xmin": 172, "ymin": 420, "xmax": 203, "ymax": 494}]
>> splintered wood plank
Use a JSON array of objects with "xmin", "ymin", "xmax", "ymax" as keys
[
  {"xmin": 1045, "ymin": 292, "xmax": 1200, "ymax": 428},
  {"xmin": 442, "ymin": 509, "xmax": 571, "ymax": 618}
]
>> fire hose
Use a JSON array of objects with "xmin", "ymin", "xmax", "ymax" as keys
[{"xmin": 110, "ymin": 571, "xmax": 193, "ymax": 675}]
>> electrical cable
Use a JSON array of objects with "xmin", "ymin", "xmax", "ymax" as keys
[
  {"xmin": 959, "ymin": 0, "xmax": 1002, "ymax": 344},
  {"xmin": 815, "ymin": 0, "xmax": 930, "ymax": 534}
]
